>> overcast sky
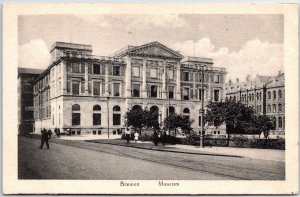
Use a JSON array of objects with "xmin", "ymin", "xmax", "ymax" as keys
[{"xmin": 18, "ymin": 14, "xmax": 283, "ymax": 81}]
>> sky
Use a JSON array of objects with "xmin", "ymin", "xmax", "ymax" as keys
[{"xmin": 18, "ymin": 14, "xmax": 283, "ymax": 81}]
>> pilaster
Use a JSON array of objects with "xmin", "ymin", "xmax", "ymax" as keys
[
  {"xmin": 84, "ymin": 63, "xmax": 88, "ymax": 95},
  {"xmin": 176, "ymin": 62, "xmax": 181, "ymax": 100},
  {"xmin": 105, "ymin": 64, "xmax": 109, "ymax": 96},
  {"xmin": 162, "ymin": 60, "xmax": 167, "ymax": 99},
  {"xmin": 125, "ymin": 56, "xmax": 132, "ymax": 97},
  {"xmin": 142, "ymin": 58, "xmax": 147, "ymax": 98}
]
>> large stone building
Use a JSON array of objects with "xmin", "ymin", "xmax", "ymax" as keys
[
  {"xmin": 18, "ymin": 68, "xmax": 44, "ymax": 133},
  {"xmin": 33, "ymin": 41, "xmax": 226, "ymax": 135},
  {"xmin": 224, "ymin": 72, "xmax": 285, "ymax": 137}
]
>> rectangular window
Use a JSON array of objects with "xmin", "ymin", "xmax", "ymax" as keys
[
  {"xmin": 150, "ymin": 68, "xmax": 158, "ymax": 78},
  {"xmin": 133, "ymin": 67, "xmax": 140, "ymax": 77},
  {"xmin": 93, "ymin": 64, "xmax": 101, "ymax": 74},
  {"xmin": 214, "ymin": 90, "xmax": 220, "ymax": 101},
  {"xmin": 168, "ymin": 86, "xmax": 174, "ymax": 99},
  {"xmin": 199, "ymin": 89, "xmax": 202, "ymax": 100},
  {"xmin": 183, "ymin": 72, "xmax": 189, "ymax": 81},
  {"xmin": 183, "ymin": 88, "xmax": 189, "ymax": 100},
  {"xmin": 113, "ymin": 83, "xmax": 120, "ymax": 96},
  {"xmin": 93, "ymin": 113, "xmax": 101, "ymax": 125},
  {"xmin": 132, "ymin": 84, "xmax": 140, "ymax": 97},
  {"xmin": 72, "ymin": 81, "xmax": 80, "ymax": 95},
  {"xmin": 151, "ymin": 85, "xmax": 157, "ymax": 98},
  {"xmin": 199, "ymin": 116, "xmax": 202, "ymax": 126},
  {"xmin": 72, "ymin": 62, "xmax": 80, "ymax": 73},
  {"xmin": 215, "ymin": 75, "xmax": 220, "ymax": 83},
  {"xmin": 113, "ymin": 114, "xmax": 121, "ymax": 125},
  {"xmin": 168, "ymin": 70, "xmax": 174, "ymax": 80},
  {"xmin": 113, "ymin": 66, "xmax": 120, "ymax": 76},
  {"xmin": 72, "ymin": 113, "xmax": 80, "ymax": 125},
  {"xmin": 93, "ymin": 81, "xmax": 101, "ymax": 96}
]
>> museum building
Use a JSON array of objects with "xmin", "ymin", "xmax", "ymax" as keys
[{"xmin": 33, "ymin": 41, "xmax": 227, "ymax": 135}]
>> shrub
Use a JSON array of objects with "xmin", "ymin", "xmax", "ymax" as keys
[
  {"xmin": 139, "ymin": 133, "xmax": 153, "ymax": 142},
  {"xmin": 181, "ymin": 132, "xmax": 200, "ymax": 146},
  {"xmin": 163, "ymin": 135, "xmax": 182, "ymax": 145}
]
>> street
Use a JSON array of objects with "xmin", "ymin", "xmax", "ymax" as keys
[{"xmin": 18, "ymin": 136, "xmax": 285, "ymax": 180}]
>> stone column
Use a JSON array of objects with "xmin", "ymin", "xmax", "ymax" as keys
[
  {"xmin": 162, "ymin": 104, "xmax": 166, "ymax": 122},
  {"xmin": 142, "ymin": 58, "xmax": 147, "ymax": 98},
  {"xmin": 208, "ymin": 73, "xmax": 212, "ymax": 100},
  {"xmin": 62, "ymin": 62, "xmax": 67, "ymax": 95},
  {"xmin": 162, "ymin": 60, "xmax": 167, "ymax": 99},
  {"xmin": 84, "ymin": 63, "xmax": 88, "ymax": 95},
  {"xmin": 105, "ymin": 64, "xmax": 109, "ymax": 96},
  {"xmin": 125, "ymin": 56, "xmax": 132, "ymax": 97},
  {"xmin": 193, "ymin": 72, "xmax": 196, "ymax": 100},
  {"xmin": 176, "ymin": 62, "xmax": 181, "ymax": 100}
]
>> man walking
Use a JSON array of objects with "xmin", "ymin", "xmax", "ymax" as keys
[{"xmin": 40, "ymin": 128, "xmax": 50, "ymax": 149}]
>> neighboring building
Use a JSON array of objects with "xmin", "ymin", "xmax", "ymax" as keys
[
  {"xmin": 224, "ymin": 72, "xmax": 285, "ymax": 137},
  {"xmin": 18, "ymin": 68, "xmax": 44, "ymax": 133},
  {"xmin": 32, "ymin": 41, "xmax": 226, "ymax": 135}
]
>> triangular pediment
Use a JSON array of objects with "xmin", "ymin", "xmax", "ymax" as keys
[{"xmin": 128, "ymin": 42, "xmax": 183, "ymax": 59}]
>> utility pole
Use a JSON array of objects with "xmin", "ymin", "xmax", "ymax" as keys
[
  {"xmin": 107, "ymin": 96, "xmax": 110, "ymax": 138},
  {"xmin": 200, "ymin": 66, "xmax": 205, "ymax": 148}
]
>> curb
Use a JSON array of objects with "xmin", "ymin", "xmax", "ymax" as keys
[{"xmin": 86, "ymin": 140, "xmax": 243, "ymax": 158}]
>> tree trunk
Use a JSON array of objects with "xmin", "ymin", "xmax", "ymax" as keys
[{"xmin": 227, "ymin": 133, "xmax": 230, "ymax": 147}]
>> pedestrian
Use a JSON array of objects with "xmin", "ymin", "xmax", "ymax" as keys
[
  {"xmin": 40, "ymin": 128, "xmax": 50, "ymax": 149},
  {"xmin": 134, "ymin": 131, "xmax": 139, "ymax": 143},
  {"xmin": 125, "ymin": 127, "xmax": 131, "ymax": 144},
  {"xmin": 161, "ymin": 130, "xmax": 166, "ymax": 146},
  {"xmin": 57, "ymin": 128, "xmax": 60, "ymax": 138},
  {"xmin": 153, "ymin": 130, "xmax": 159, "ymax": 146}
]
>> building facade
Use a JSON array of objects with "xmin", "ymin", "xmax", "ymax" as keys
[
  {"xmin": 224, "ymin": 72, "xmax": 285, "ymax": 137},
  {"xmin": 33, "ymin": 41, "xmax": 226, "ymax": 135},
  {"xmin": 18, "ymin": 68, "xmax": 44, "ymax": 133}
]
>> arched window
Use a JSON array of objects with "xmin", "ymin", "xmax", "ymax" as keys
[
  {"xmin": 268, "ymin": 91, "xmax": 271, "ymax": 99},
  {"xmin": 93, "ymin": 105, "xmax": 101, "ymax": 125},
  {"xmin": 150, "ymin": 106, "xmax": 159, "ymax": 125},
  {"xmin": 72, "ymin": 104, "xmax": 80, "ymax": 125},
  {"xmin": 278, "ymin": 90, "xmax": 282, "ymax": 99},
  {"xmin": 256, "ymin": 93, "xmax": 259, "ymax": 100},
  {"xmin": 259, "ymin": 92, "xmax": 262, "ymax": 100},
  {"xmin": 273, "ymin": 117, "xmax": 277, "ymax": 129},
  {"xmin": 168, "ymin": 106, "xmax": 175, "ymax": 115},
  {"xmin": 132, "ymin": 105, "xmax": 142, "ymax": 111},
  {"xmin": 267, "ymin": 105, "xmax": 271, "ymax": 113},
  {"xmin": 249, "ymin": 94, "xmax": 251, "ymax": 101},
  {"xmin": 278, "ymin": 117, "xmax": 282, "ymax": 128},
  {"xmin": 113, "ymin": 105, "xmax": 121, "ymax": 111},
  {"xmin": 278, "ymin": 104, "xmax": 282, "ymax": 112},
  {"xmin": 273, "ymin": 104, "xmax": 276, "ymax": 112},
  {"xmin": 113, "ymin": 105, "xmax": 121, "ymax": 125},
  {"xmin": 273, "ymin": 91, "xmax": 276, "ymax": 100},
  {"xmin": 233, "ymin": 96, "xmax": 236, "ymax": 101},
  {"xmin": 183, "ymin": 108, "xmax": 190, "ymax": 114},
  {"xmin": 252, "ymin": 93, "xmax": 254, "ymax": 101}
]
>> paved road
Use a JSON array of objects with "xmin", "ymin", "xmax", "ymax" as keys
[{"xmin": 18, "ymin": 136, "xmax": 285, "ymax": 180}]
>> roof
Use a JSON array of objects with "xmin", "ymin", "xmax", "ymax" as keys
[
  {"xmin": 18, "ymin": 67, "xmax": 45, "ymax": 75},
  {"xmin": 113, "ymin": 41, "xmax": 184, "ymax": 59},
  {"xmin": 256, "ymin": 75, "xmax": 271, "ymax": 84}
]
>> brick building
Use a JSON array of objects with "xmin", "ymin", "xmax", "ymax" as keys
[
  {"xmin": 33, "ymin": 41, "xmax": 226, "ymax": 136},
  {"xmin": 224, "ymin": 72, "xmax": 285, "ymax": 137},
  {"xmin": 18, "ymin": 68, "xmax": 44, "ymax": 133}
]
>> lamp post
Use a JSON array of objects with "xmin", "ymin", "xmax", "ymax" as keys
[
  {"xmin": 200, "ymin": 65, "xmax": 206, "ymax": 148},
  {"xmin": 107, "ymin": 96, "xmax": 110, "ymax": 138}
]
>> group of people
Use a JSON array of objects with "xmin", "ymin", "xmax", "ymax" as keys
[{"xmin": 124, "ymin": 127, "xmax": 167, "ymax": 146}]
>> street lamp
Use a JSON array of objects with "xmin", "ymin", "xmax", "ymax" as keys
[
  {"xmin": 107, "ymin": 95, "xmax": 110, "ymax": 139},
  {"xmin": 199, "ymin": 65, "xmax": 206, "ymax": 148}
]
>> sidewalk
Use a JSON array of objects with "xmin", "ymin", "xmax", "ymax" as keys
[
  {"xmin": 28, "ymin": 133, "xmax": 284, "ymax": 162},
  {"xmin": 88, "ymin": 139, "xmax": 285, "ymax": 162}
]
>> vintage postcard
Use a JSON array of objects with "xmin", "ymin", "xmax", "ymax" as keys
[{"xmin": 2, "ymin": 3, "xmax": 298, "ymax": 195}]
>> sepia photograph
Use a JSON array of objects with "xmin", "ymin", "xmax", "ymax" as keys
[{"xmin": 3, "ymin": 3, "xmax": 298, "ymax": 194}]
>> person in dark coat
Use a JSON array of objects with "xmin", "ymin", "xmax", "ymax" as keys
[
  {"xmin": 40, "ymin": 128, "xmax": 50, "ymax": 149},
  {"xmin": 153, "ymin": 130, "xmax": 159, "ymax": 146},
  {"xmin": 57, "ymin": 128, "xmax": 60, "ymax": 138},
  {"xmin": 161, "ymin": 130, "xmax": 166, "ymax": 146},
  {"xmin": 125, "ymin": 127, "xmax": 131, "ymax": 144}
]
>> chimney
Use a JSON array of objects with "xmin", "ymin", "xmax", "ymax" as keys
[
  {"xmin": 278, "ymin": 71, "xmax": 282, "ymax": 76},
  {"xmin": 229, "ymin": 79, "xmax": 232, "ymax": 86},
  {"xmin": 236, "ymin": 78, "xmax": 239, "ymax": 83},
  {"xmin": 246, "ymin": 75, "xmax": 250, "ymax": 83}
]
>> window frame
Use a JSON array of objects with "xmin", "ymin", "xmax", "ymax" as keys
[{"xmin": 113, "ymin": 66, "xmax": 120, "ymax": 76}]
